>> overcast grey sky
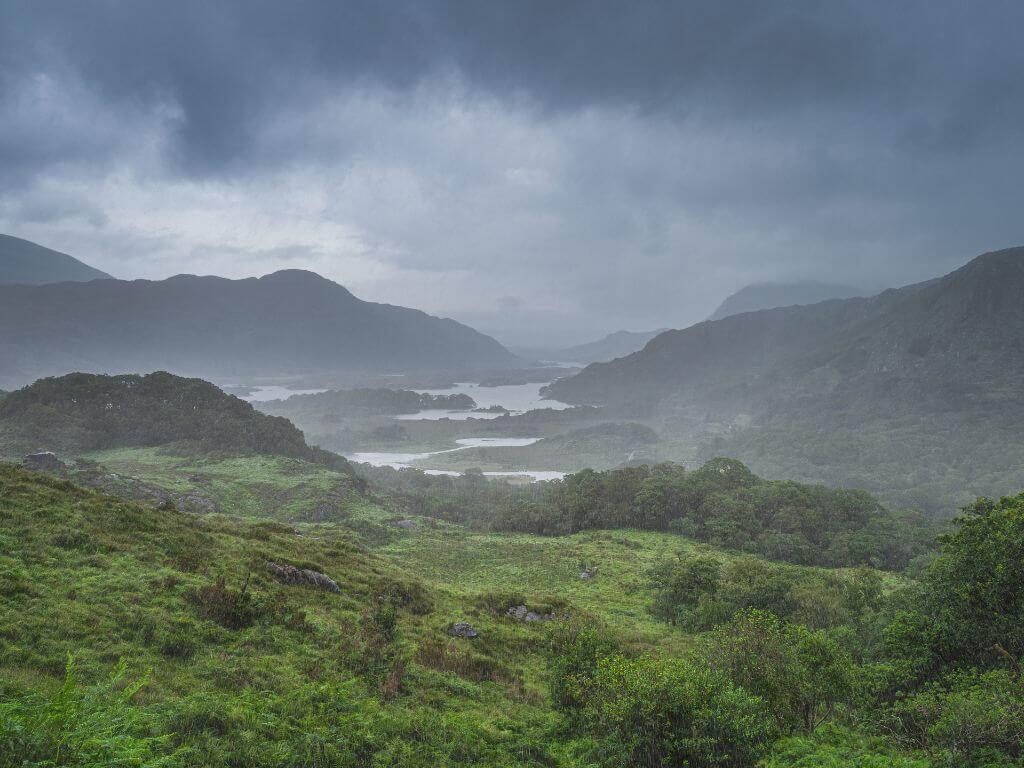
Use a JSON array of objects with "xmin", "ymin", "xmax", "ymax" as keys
[{"xmin": 2, "ymin": 1, "xmax": 1023, "ymax": 345}]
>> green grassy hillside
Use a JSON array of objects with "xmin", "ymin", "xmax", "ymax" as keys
[
  {"xmin": 4, "ymin": 454, "xmax": 1021, "ymax": 767},
  {"xmin": 0, "ymin": 464, "xmax": 561, "ymax": 766}
]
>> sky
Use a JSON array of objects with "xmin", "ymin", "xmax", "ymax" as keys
[{"xmin": 2, "ymin": 1, "xmax": 1023, "ymax": 347}]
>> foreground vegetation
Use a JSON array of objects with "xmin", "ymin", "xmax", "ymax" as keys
[{"xmin": 2, "ymin": 454, "xmax": 1023, "ymax": 766}]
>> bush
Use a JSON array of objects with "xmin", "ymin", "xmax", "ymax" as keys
[
  {"xmin": 186, "ymin": 575, "xmax": 263, "ymax": 630},
  {"xmin": 571, "ymin": 654, "xmax": 776, "ymax": 768},
  {"xmin": 547, "ymin": 621, "xmax": 619, "ymax": 712},
  {"xmin": 885, "ymin": 669, "xmax": 1024, "ymax": 766}
]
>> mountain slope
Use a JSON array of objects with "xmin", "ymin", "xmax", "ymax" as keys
[
  {"xmin": 0, "ymin": 233, "xmax": 112, "ymax": 285},
  {"xmin": 0, "ymin": 269, "xmax": 518, "ymax": 388},
  {"xmin": 556, "ymin": 328, "xmax": 670, "ymax": 363},
  {"xmin": 707, "ymin": 280, "xmax": 866, "ymax": 321},
  {"xmin": 547, "ymin": 248, "xmax": 1024, "ymax": 511}
]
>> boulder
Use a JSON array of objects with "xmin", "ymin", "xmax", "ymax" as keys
[
  {"xmin": 266, "ymin": 561, "xmax": 341, "ymax": 594},
  {"xmin": 506, "ymin": 604, "xmax": 555, "ymax": 622},
  {"xmin": 392, "ymin": 519, "xmax": 416, "ymax": 530},
  {"xmin": 449, "ymin": 621, "xmax": 478, "ymax": 638},
  {"xmin": 23, "ymin": 451, "xmax": 66, "ymax": 473}
]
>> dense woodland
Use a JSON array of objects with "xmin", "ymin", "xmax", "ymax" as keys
[{"xmin": 357, "ymin": 458, "xmax": 938, "ymax": 569}]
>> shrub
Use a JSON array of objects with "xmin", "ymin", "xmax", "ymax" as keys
[
  {"xmin": 186, "ymin": 574, "xmax": 263, "ymax": 629},
  {"xmin": 572, "ymin": 654, "xmax": 776, "ymax": 768},
  {"xmin": 547, "ymin": 621, "xmax": 619, "ymax": 712},
  {"xmin": 885, "ymin": 669, "xmax": 1024, "ymax": 766}
]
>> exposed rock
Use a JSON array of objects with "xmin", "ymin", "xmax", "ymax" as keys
[
  {"xmin": 392, "ymin": 519, "xmax": 416, "ymax": 530},
  {"xmin": 506, "ymin": 604, "xmax": 556, "ymax": 622},
  {"xmin": 266, "ymin": 561, "xmax": 341, "ymax": 594},
  {"xmin": 176, "ymin": 492, "xmax": 218, "ymax": 515},
  {"xmin": 23, "ymin": 451, "xmax": 66, "ymax": 473},
  {"xmin": 449, "ymin": 621, "xmax": 478, "ymax": 638}
]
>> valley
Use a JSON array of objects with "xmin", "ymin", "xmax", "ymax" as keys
[{"xmin": 5, "ymin": 7, "xmax": 1024, "ymax": 766}]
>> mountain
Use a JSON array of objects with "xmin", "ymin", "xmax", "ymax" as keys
[
  {"xmin": 0, "ymin": 269, "xmax": 518, "ymax": 389},
  {"xmin": 0, "ymin": 371, "xmax": 350, "ymax": 471},
  {"xmin": 555, "ymin": 329, "xmax": 670, "ymax": 363},
  {"xmin": 707, "ymin": 280, "xmax": 866, "ymax": 321},
  {"xmin": 0, "ymin": 233, "xmax": 112, "ymax": 285},
  {"xmin": 547, "ymin": 248, "xmax": 1024, "ymax": 512}
]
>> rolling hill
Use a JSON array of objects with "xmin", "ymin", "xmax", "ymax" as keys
[
  {"xmin": 0, "ymin": 233, "xmax": 112, "ymax": 285},
  {"xmin": 0, "ymin": 371, "xmax": 350, "ymax": 472},
  {"xmin": 0, "ymin": 269, "xmax": 518, "ymax": 388},
  {"xmin": 707, "ymin": 280, "xmax": 866, "ymax": 321},
  {"xmin": 547, "ymin": 247, "xmax": 1024, "ymax": 512}
]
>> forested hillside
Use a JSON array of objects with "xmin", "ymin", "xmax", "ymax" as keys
[
  {"xmin": 549, "ymin": 248, "xmax": 1024, "ymax": 512},
  {"xmin": 0, "ymin": 372, "xmax": 348, "ymax": 470}
]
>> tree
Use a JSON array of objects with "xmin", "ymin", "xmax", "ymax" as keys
[
  {"xmin": 703, "ymin": 610, "xmax": 854, "ymax": 733},
  {"xmin": 648, "ymin": 555, "xmax": 720, "ymax": 625},
  {"xmin": 891, "ymin": 493, "xmax": 1024, "ymax": 675}
]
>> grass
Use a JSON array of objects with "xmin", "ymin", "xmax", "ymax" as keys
[
  {"xmin": 377, "ymin": 525, "xmax": 701, "ymax": 649},
  {"xmin": 0, "ymin": 453, "xmax": 908, "ymax": 765},
  {"xmin": 0, "ymin": 463, "xmax": 564, "ymax": 766},
  {"xmin": 84, "ymin": 447, "xmax": 362, "ymax": 522}
]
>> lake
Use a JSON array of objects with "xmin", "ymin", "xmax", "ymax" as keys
[{"xmin": 345, "ymin": 436, "xmax": 566, "ymax": 482}]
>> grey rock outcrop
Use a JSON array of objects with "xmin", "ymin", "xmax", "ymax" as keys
[
  {"xmin": 266, "ymin": 561, "xmax": 341, "ymax": 594},
  {"xmin": 449, "ymin": 621, "xmax": 478, "ymax": 638},
  {"xmin": 23, "ymin": 451, "xmax": 66, "ymax": 473},
  {"xmin": 506, "ymin": 604, "xmax": 556, "ymax": 622}
]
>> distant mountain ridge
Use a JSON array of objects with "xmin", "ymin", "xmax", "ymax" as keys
[
  {"xmin": 547, "ymin": 248, "xmax": 1024, "ymax": 512},
  {"xmin": 0, "ymin": 234, "xmax": 112, "ymax": 285},
  {"xmin": 0, "ymin": 269, "xmax": 518, "ymax": 389},
  {"xmin": 707, "ymin": 280, "xmax": 866, "ymax": 321},
  {"xmin": 556, "ymin": 328, "xmax": 670, "ymax": 363}
]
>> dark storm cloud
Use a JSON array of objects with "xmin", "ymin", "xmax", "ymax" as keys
[
  {"xmin": 2, "ymin": 1, "xmax": 1023, "ymax": 345},
  {"xmin": 4, "ymin": 0, "xmax": 1022, "ymax": 174}
]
